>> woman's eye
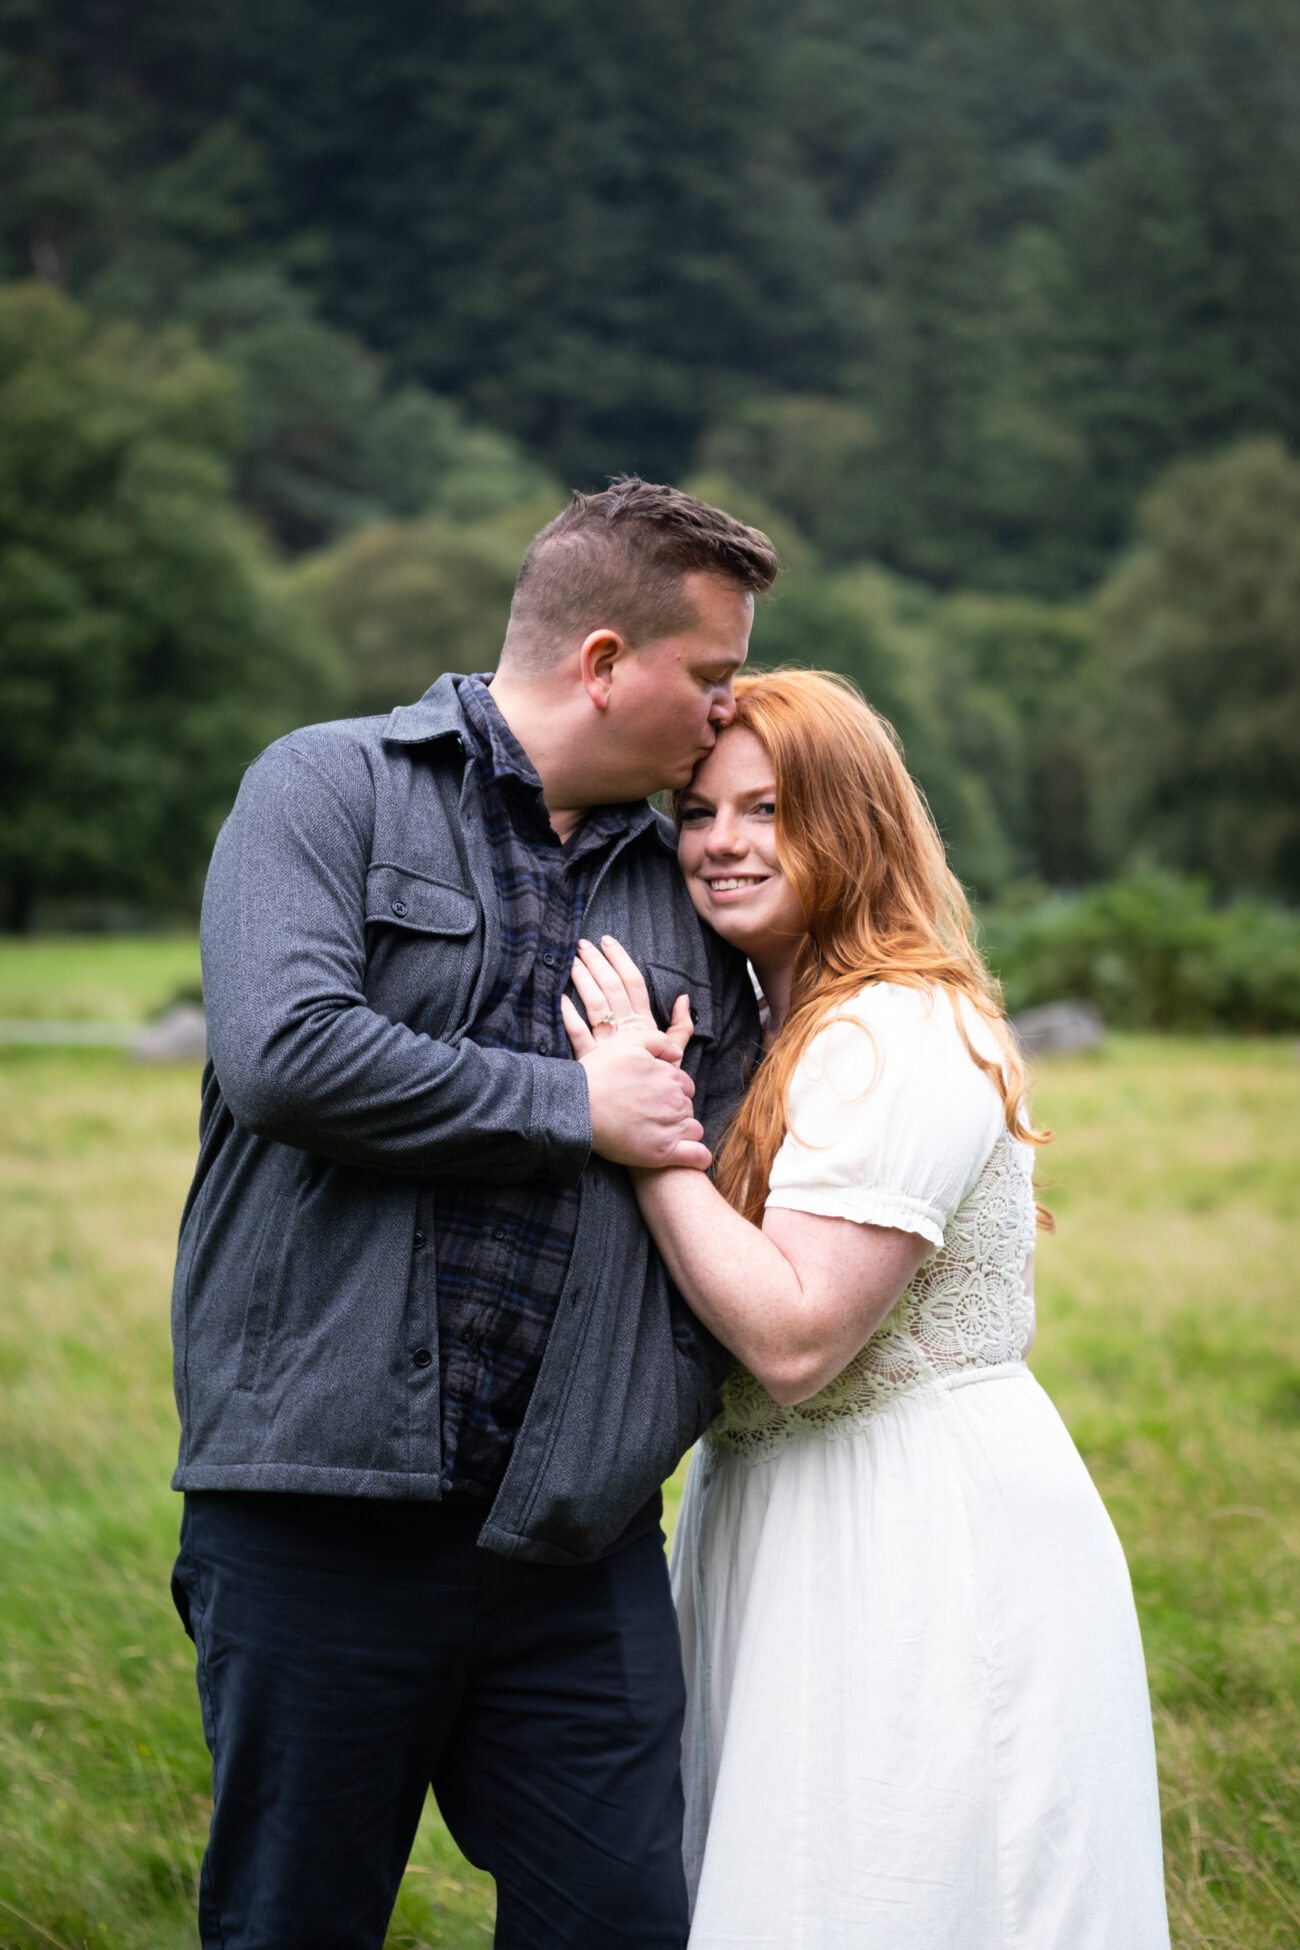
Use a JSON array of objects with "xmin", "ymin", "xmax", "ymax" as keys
[
  {"xmin": 678, "ymin": 808, "xmax": 710, "ymax": 826},
  {"xmin": 753, "ymin": 801, "xmax": 776, "ymax": 818}
]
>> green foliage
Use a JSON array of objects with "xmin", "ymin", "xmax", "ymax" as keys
[
  {"xmin": 183, "ymin": 271, "xmax": 554, "ymax": 552},
  {"xmin": 5, "ymin": 0, "xmax": 1297, "ymax": 570},
  {"xmin": 928, "ymin": 591, "xmax": 1100, "ymax": 886},
  {"xmin": 290, "ymin": 498, "xmax": 564, "ymax": 717},
  {"xmin": 696, "ymin": 399, "xmax": 877, "ymax": 565},
  {"xmin": 1, "ymin": 3, "xmax": 1298, "ymax": 914},
  {"xmin": 981, "ymin": 874, "xmax": 1300, "ymax": 1032},
  {"xmin": 1092, "ymin": 439, "xmax": 1300, "ymax": 901},
  {"xmin": 0, "ymin": 282, "xmax": 341, "ymax": 930}
]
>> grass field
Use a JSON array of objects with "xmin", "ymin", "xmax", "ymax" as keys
[{"xmin": 0, "ymin": 940, "xmax": 1297, "ymax": 1947}]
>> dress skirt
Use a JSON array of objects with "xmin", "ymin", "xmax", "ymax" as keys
[{"xmin": 671, "ymin": 1364, "xmax": 1170, "ymax": 1949}]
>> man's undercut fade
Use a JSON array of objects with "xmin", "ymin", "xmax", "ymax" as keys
[{"xmin": 501, "ymin": 476, "xmax": 780, "ymax": 669}]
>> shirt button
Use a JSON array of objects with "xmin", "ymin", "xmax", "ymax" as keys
[
  {"xmin": 391, "ymin": 899, "xmax": 408, "ymax": 917},
  {"xmin": 537, "ymin": 1038, "xmax": 550, "ymax": 1055},
  {"xmin": 412, "ymin": 1347, "xmax": 433, "ymax": 1369},
  {"xmin": 412, "ymin": 1230, "xmax": 426, "ymax": 1250}
]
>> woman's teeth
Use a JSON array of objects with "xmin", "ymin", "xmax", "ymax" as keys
[{"xmin": 710, "ymin": 877, "xmax": 765, "ymax": 891}]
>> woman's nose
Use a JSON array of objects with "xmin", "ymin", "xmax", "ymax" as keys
[{"xmin": 706, "ymin": 812, "xmax": 746, "ymax": 856}]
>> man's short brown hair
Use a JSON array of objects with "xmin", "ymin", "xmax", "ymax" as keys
[{"xmin": 500, "ymin": 476, "xmax": 779, "ymax": 668}]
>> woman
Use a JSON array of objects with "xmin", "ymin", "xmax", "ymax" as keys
[{"xmin": 562, "ymin": 670, "xmax": 1169, "ymax": 1949}]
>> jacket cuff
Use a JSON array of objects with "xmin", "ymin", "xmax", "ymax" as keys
[{"xmin": 528, "ymin": 1056, "xmax": 592, "ymax": 1187}]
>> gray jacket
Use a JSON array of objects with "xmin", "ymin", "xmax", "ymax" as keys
[{"xmin": 171, "ymin": 673, "xmax": 760, "ymax": 1563}]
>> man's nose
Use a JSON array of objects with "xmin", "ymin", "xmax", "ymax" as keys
[{"xmin": 709, "ymin": 683, "xmax": 737, "ymax": 727}]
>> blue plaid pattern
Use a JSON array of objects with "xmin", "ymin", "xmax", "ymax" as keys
[{"xmin": 432, "ymin": 675, "xmax": 652, "ymax": 1500}]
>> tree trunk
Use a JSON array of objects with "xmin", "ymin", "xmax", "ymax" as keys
[{"xmin": 1, "ymin": 873, "xmax": 35, "ymax": 933}]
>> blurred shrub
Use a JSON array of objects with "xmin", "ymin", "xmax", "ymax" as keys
[{"xmin": 981, "ymin": 873, "xmax": 1300, "ymax": 1031}]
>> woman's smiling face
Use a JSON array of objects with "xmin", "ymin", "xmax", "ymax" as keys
[{"xmin": 677, "ymin": 726, "xmax": 805, "ymax": 964}]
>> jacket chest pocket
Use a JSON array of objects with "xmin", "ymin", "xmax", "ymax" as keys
[{"xmin": 364, "ymin": 863, "xmax": 482, "ymax": 1041}]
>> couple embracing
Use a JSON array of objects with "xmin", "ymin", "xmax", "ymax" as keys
[{"xmin": 170, "ymin": 480, "xmax": 1170, "ymax": 1948}]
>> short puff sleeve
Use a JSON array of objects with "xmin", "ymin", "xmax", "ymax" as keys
[{"xmin": 764, "ymin": 983, "xmax": 1006, "ymax": 1250}]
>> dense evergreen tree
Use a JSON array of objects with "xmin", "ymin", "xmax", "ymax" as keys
[
  {"xmin": 1, "ymin": 0, "xmax": 1297, "ymax": 914},
  {"xmin": 0, "ymin": 283, "xmax": 340, "ymax": 929},
  {"xmin": 1092, "ymin": 440, "xmax": 1300, "ymax": 901},
  {"xmin": 5, "ymin": 0, "xmax": 1296, "ymax": 583}
]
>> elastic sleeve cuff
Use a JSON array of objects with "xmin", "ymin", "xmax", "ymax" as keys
[
  {"xmin": 764, "ymin": 1184, "xmax": 946, "ymax": 1250},
  {"xmin": 528, "ymin": 1055, "xmax": 593, "ymax": 1187}
]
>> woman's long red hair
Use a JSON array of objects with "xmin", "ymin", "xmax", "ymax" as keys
[{"xmin": 690, "ymin": 670, "xmax": 1050, "ymax": 1226}]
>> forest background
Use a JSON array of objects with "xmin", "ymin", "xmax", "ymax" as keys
[{"xmin": 1, "ymin": 0, "xmax": 1299, "ymax": 1000}]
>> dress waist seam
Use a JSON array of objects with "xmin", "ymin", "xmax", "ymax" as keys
[
  {"xmin": 936, "ymin": 1358, "xmax": 1030, "ymax": 1394},
  {"xmin": 707, "ymin": 1359, "xmax": 1034, "ymax": 1463}
]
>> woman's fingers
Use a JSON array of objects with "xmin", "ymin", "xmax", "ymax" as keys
[
  {"xmin": 560, "ymin": 993, "xmax": 595, "ymax": 1056},
  {"xmin": 666, "ymin": 993, "xmax": 695, "ymax": 1060},
  {"xmin": 595, "ymin": 935, "xmax": 655, "ymax": 1018},
  {"xmin": 576, "ymin": 939, "xmax": 638, "ymax": 1021},
  {"xmin": 569, "ymin": 953, "xmax": 615, "ymax": 1027}
]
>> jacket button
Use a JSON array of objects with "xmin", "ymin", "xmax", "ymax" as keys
[
  {"xmin": 412, "ymin": 1347, "xmax": 433, "ymax": 1369},
  {"xmin": 542, "ymin": 952, "xmax": 556, "ymax": 967},
  {"xmin": 412, "ymin": 1230, "xmax": 426, "ymax": 1250},
  {"xmin": 391, "ymin": 898, "xmax": 408, "ymax": 917},
  {"xmin": 491, "ymin": 1225, "xmax": 506, "ymax": 1241}
]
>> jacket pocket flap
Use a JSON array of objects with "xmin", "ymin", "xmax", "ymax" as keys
[
  {"xmin": 645, "ymin": 962, "xmax": 715, "ymax": 1044},
  {"xmin": 366, "ymin": 864, "xmax": 478, "ymax": 936}
]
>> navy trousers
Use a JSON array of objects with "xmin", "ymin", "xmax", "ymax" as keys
[{"xmin": 171, "ymin": 1493, "xmax": 690, "ymax": 1950}]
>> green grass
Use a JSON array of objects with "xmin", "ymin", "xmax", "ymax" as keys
[
  {"xmin": 0, "ymin": 937, "xmax": 1295, "ymax": 1947},
  {"xmin": 0, "ymin": 937, "xmax": 202, "ymax": 1024}
]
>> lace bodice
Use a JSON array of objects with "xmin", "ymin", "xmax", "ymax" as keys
[{"xmin": 708, "ymin": 981, "xmax": 1040, "ymax": 1463}]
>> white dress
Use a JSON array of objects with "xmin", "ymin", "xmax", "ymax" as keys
[{"xmin": 672, "ymin": 982, "xmax": 1170, "ymax": 1949}]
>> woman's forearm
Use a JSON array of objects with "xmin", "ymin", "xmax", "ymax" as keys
[
  {"xmin": 634, "ymin": 1166, "xmax": 802, "ymax": 1366},
  {"xmin": 633, "ymin": 1167, "xmax": 925, "ymax": 1405}
]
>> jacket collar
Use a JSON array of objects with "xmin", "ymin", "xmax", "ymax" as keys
[{"xmin": 382, "ymin": 670, "xmax": 474, "ymax": 748}]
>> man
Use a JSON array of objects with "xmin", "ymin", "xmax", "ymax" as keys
[{"xmin": 169, "ymin": 478, "xmax": 778, "ymax": 1948}]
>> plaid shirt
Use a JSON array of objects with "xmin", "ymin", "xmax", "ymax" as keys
[{"xmin": 428, "ymin": 675, "xmax": 653, "ymax": 1500}]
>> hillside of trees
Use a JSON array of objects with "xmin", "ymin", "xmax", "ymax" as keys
[{"xmin": 1, "ymin": 0, "xmax": 1297, "ymax": 938}]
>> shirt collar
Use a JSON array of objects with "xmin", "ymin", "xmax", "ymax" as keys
[{"xmin": 459, "ymin": 673, "xmax": 657, "ymax": 850}]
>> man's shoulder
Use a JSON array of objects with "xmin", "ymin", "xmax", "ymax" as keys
[{"xmin": 266, "ymin": 713, "xmax": 394, "ymax": 766}]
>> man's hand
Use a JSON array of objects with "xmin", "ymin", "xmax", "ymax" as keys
[
  {"xmin": 560, "ymin": 935, "xmax": 709, "ymax": 1170},
  {"xmin": 576, "ymin": 1032, "xmax": 710, "ymax": 1170}
]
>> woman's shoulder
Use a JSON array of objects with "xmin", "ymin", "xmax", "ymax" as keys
[
  {"xmin": 807, "ymin": 980, "xmax": 1004, "ymax": 1073},
  {"xmin": 772, "ymin": 980, "xmax": 1011, "ymax": 1231}
]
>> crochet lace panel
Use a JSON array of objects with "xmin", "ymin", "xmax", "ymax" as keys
[{"xmin": 708, "ymin": 1131, "xmax": 1038, "ymax": 1463}]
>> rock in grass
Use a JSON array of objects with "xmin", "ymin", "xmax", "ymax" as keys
[
  {"xmin": 130, "ymin": 1003, "xmax": 207, "ymax": 1064},
  {"xmin": 1011, "ymin": 1000, "xmax": 1104, "ymax": 1058}
]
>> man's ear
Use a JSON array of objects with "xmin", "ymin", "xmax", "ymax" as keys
[{"xmin": 580, "ymin": 627, "xmax": 629, "ymax": 711}]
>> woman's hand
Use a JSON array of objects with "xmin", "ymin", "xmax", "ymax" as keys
[
  {"xmin": 562, "ymin": 936, "xmax": 708, "ymax": 1172},
  {"xmin": 560, "ymin": 936, "xmax": 695, "ymax": 1066}
]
